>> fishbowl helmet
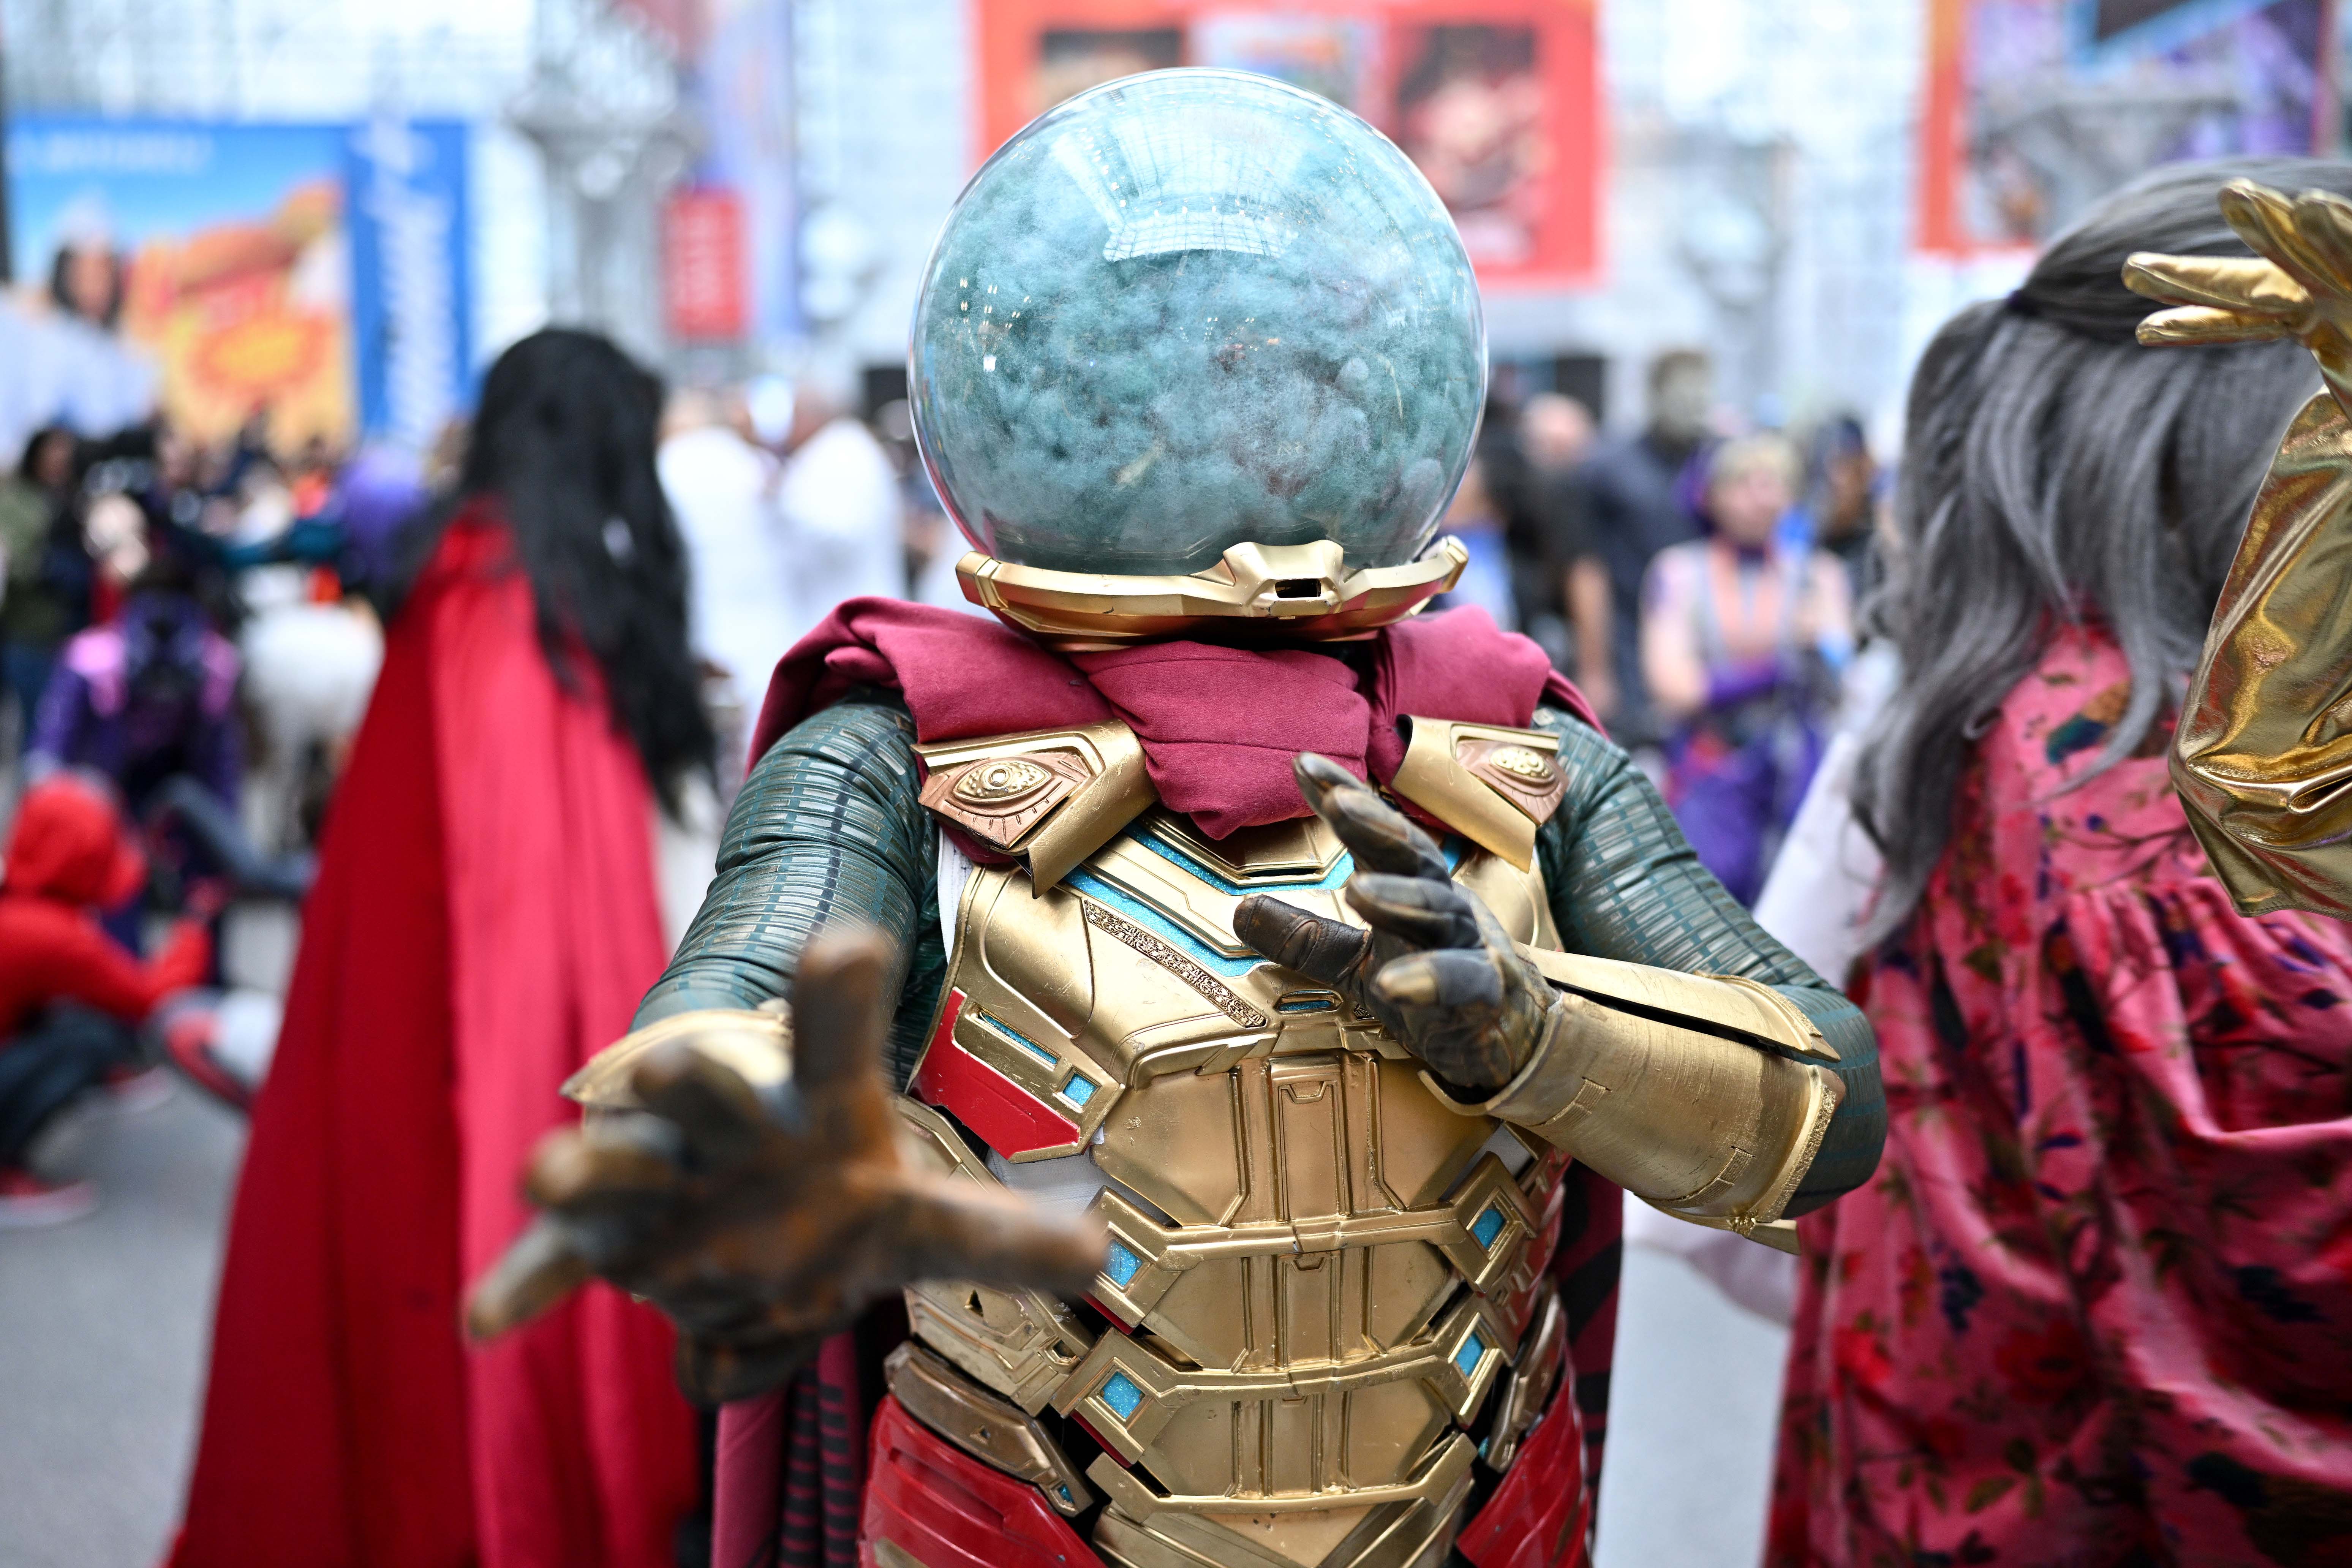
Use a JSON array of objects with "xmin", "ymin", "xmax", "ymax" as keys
[{"xmin": 909, "ymin": 68, "xmax": 1486, "ymax": 643}]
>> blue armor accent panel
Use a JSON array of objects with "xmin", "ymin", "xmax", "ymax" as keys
[
  {"xmin": 1453, "ymin": 1333, "xmax": 1485, "ymax": 1378},
  {"xmin": 1470, "ymin": 1206, "xmax": 1506, "ymax": 1250},
  {"xmin": 1100, "ymin": 1370, "xmax": 1146, "ymax": 1420},
  {"xmin": 1104, "ymin": 1240, "xmax": 1143, "ymax": 1288}
]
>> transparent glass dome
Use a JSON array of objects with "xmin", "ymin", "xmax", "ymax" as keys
[{"xmin": 910, "ymin": 69, "xmax": 1486, "ymax": 577}]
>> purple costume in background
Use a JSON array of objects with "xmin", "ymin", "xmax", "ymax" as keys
[{"xmin": 31, "ymin": 592, "xmax": 242, "ymax": 813}]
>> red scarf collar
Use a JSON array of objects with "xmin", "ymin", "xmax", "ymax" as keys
[{"xmin": 751, "ymin": 600, "xmax": 1598, "ymax": 838}]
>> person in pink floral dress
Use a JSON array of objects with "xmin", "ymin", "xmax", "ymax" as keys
[{"xmin": 1770, "ymin": 161, "xmax": 2352, "ymax": 1567}]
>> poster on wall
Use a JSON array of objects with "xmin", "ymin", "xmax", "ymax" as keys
[
  {"xmin": 1919, "ymin": 0, "xmax": 2337, "ymax": 254},
  {"xmin": 972, "ymin": 0, "xmax": 1604, "ymax": 288},
  {"xmin": 5, "ymin": 116, "xmax": 472, "ymax": 454}
]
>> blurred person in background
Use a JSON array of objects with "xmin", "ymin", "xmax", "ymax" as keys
[
  {"xmin": 29, "ymin": 533, "xmax": 242, "ymax": 822},
  {"xmin": 171, "ymin": 328, "xmax": 716, "ymax": 1568},
  {"xmin": 1429, "ymin": 446, "xmax": 1517, "ymax": 627},
  {"xmin": 1575, "ymin": 348, "xmax": 1713, "ymax": 742},
  {"xmin": 660, "ymin": 384, "xmax": 794, "ymax": 773},
  {"xmin": 1475, "ymin": 389, "xmax": 1601, "ymax": 672},
  {"xmin": 1796, "ymin": 413, "xmax": 1879, "ymax": 601},
  {"xmin": 0, "ymin": 427, "xmax": 89, "ymax": 754},
  {"xmin": 0, "ymin": 773, "xmax": 212, "ymax": 1227},
  {"xmin": 1769, "ymin": 161, "xmax": 2352, "ymax": 1568},
  {"xmin": 766, "ymin": 367, "xmax": 905, "ymax": 642},
  {"xmin": 1641, "ymin": 434, "xmax": 1849, "ymax": 906}
]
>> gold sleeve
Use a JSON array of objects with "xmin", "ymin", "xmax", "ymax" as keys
[
  {"xmin": 1433, "ymin": 947, "xmax": 1843, "ymax": 1251},
  {"xmin": 2173, "ymin": 387, "xmax": 2352, "ymax": 920}
]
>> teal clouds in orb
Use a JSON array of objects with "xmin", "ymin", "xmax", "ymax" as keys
[{"xmin": 910, "ymin": 68, "xmax": 1486, "ymax": 575}]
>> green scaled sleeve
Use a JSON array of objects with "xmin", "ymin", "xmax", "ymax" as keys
[
  {"xmin": 1531, "ymin": 707, "xmax": 1885, "ymax": 1214},
  {"xmin": 634, "ymin": 694, "xmax": 948, "ymax": 1093}
]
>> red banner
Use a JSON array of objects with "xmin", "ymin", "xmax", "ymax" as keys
[
  {"xmin": 973, "ymin": 0, "xmax": 1605, "ymax": 289},
  {"xmin": 663, "ymin": 187, "xmax": 747, "ymax": 342}
]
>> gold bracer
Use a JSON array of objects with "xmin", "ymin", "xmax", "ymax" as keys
[
  {"xmin": 956, "ymin": 537, "xmax": 1468, "ymax": 648},
  {"xmin": 561, "ymin": 1005, "xmax": 793, "ymax": 1112},
  {"xmin": 1436, "ymin": 947, "xmax": 1842, "ymax": 1247}
]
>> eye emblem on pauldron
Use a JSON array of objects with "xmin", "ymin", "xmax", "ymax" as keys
[
  {"xmin": 955, "ymin": 758, "xmax": 1052, "ymax": 803},
  {"xmin": 1486, "ymin": 746, "xmax": 1555, "ymax": 783}
]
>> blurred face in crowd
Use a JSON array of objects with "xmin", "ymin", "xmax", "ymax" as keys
[
  {"xmin": 1519, "ymin": 393, "xmax": 1594, "ymax": 474},
  {"xmin": 84, "ymin": 492, "xmax": 150, "ymax": 586},
  {"xmin": 1651, "ymin": 359, "xmax": 1713, "ymax": 444},
  {"xmin": 29, "ymin": 430, "xmax": 75, "ymax": 492},
  {"xmin": 60, "ymin": 245, "xmax": 121, "ymax": 324},
  {"xmin": 1823, "ymin": 446, "xmax": 1876, "ymax": 539},
  {"xmin": 1708, "ymin": 443, "xmax": 1796, "ymax": 548}
]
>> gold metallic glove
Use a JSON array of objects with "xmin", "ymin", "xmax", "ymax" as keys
[
  {"xmin": 465, "ymin": 926, "xmax": 1107, "ymax": 1404},
  {"xmin": 2127, "ymin": 179, "xmax": 2352, "ymax": 917},
  {"xmin": 1452, "ymin": 948, "xmax": 1842, "ymax": 1238},
  {"xmin": 2126, "ymin": 177, "xmax": 2352, "ymax": 407},
  {"xmin": 1234, "ymin": 752, "xmax": 1555, "ymax": 1090}
]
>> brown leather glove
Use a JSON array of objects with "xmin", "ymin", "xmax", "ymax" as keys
[
  {"xmin": 1234, "ymin": 752, "xmax": 1557, "ymax": 1092},
  {"xmin": 466, "ymin": 926, "xmax": 1106, "ymax": 1404}
]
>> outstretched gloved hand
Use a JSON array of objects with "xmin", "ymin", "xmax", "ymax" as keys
[
  {"xmin": 1233, "ymin": 752, "xmax": 1558, "ymax": 1093},
  {"xmin": 465, "ymin": 926, "xmax": 1106, "ymax": 1404},
  {"xmin": 2127, "ymin": 177, "xmax": 2352, "ymax": 407}
]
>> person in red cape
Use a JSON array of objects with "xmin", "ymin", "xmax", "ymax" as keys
[
  {"xmin": 170, "ymin": 329, "xmax": 716, "ymax": 1568},
  {"xmin": 468, "ymin": 70, "xmax": 1881, "ymax": 1568}
]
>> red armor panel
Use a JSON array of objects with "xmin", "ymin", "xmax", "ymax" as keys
[
  {"xmin": 910, "ymin": 989, "xmax": 1082, "ymax": 1158},
  {"xmin": 1455, "ymin": 1372, "xmax": 1591, "ymax": 1568},
  {"xmin": 858, "ymin": 1396, "xmax": 1105, "ymax": 1568}
]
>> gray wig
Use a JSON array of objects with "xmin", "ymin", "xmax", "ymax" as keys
[{"xmin": 1857, "ymin": 157, "xmax": 2352, "ymax": 942}]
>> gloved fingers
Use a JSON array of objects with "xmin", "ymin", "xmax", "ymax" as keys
[
  {"xmin": 1236, "ymin": 894, "xmax": 1369, "ymax": 988},
  {"xmin": 2220, "ymin": 180, "xmax": 2350, "ymax": 302},
  {"xmin": 885, "ymin": 1178, "xmax": 1109, "ymax": 1300},
  {"xmin": 783, "ymin": 924, "xmax": 903, "ymax": 1157},
  {"xmin": 2134, "ymin": 305, "xmax": 2294, "ymax": 348},
  {"xmin": 2121, "ymin": 252, "xmax": 2304, "ymax": 315},
  {"xmin": 522, "ymin": 1119, "xmax": 684, "ymax": 1211},
  {"xmin": 1372, "ymin": 947, "xmax": 1504, "ymax": 1015},
  {"xmin": 465, "ymin": 1215, "xmax": 591, "ymax": 1341},
  {"xmin": 1345, "ymin": 873, "xmax": 1481, "ymax": 950},
  {"xmin": 1290, "ymin": 755, "xmax": 1449, "ymax": 880},
  {"xmin": 2291, "ymin": 188, "xmax": 2352, "ymax": 292},
  {"xmin": 633, "ymin": 1041, "xmax": 773, "ymax": 1168}
]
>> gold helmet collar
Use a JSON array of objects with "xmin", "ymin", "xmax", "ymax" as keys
[{"xmin": 955, "ymin": 537, "xmax": 1469, "ymax": 649}]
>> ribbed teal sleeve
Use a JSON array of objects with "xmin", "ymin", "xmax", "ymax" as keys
[
  {"xmin": 634, "ymin": 694, "xmax": 948, "ymax": 1092},
  {"xmin": 1531, "ymin": 707, "xmax": 1885, "ymax": 1212}
]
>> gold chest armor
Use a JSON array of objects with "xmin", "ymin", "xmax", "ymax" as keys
[{"xmin": 894, "ymin": 721, "xmax": 1578, "ymax": 1568}]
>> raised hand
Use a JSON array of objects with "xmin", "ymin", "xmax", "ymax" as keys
[
  {"xmin": 2124, "ymin": 178, "xmax": 2352, "ymax": 404},
  {"xmin": 466, "ymin": 926, "xmax": 1106, "ymax": 1404},
  {"xmin": 1233, "ymin": 752, "xmax": 1556, "ymax": 1092}
]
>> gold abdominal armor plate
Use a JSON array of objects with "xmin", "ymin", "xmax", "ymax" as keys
[{"xmin": 895, "ymin": 733, "xmax": 1577, "ymax": 1568}]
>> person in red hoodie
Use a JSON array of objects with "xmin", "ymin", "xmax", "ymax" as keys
[{"xmin": 0, "ymin": 771, "xmax": 209, "ymax": 1225}]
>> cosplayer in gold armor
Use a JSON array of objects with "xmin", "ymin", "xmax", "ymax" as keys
[{"xmin": 471, "ymin": 71, "xmax": 1883, "ymax": 1568}]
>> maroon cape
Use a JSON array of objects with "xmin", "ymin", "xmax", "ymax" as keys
[
  {"xmin": 721, "ymin": 601, "xmax": 1622, "ymax": 1568},
  {"xmin": 170, "ymin": 514, "xmax": 698, "ymax": 1568}
]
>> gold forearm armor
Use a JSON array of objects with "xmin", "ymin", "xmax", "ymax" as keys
[{"xmin": 1441, "ymin": 947, "xmax": 1843, "ymax": 1247}]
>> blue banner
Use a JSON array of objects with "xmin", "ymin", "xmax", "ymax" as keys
[{"xmin": 345, "ymin": 118, "xmax": 474, "ymax": 449}]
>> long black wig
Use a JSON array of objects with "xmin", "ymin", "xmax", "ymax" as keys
[{"xmin": 430, "ymin": 328, "xmax": 714, "ymax": 812}]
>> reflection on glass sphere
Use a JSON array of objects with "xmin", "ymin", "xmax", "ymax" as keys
[{"xmin": 910, "ymin": 68, "xmax": 1486, "ymax": 577}]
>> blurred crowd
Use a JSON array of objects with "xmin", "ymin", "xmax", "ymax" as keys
[{"xmin": 1437, "ymin": 349, "xmax": 1882, "ymax": 905}]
